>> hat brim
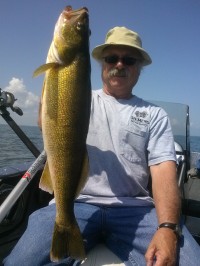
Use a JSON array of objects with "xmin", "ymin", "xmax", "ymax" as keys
[{"xmin": 92, "ymin": 43, "xmax": 152, "ymax": 66}]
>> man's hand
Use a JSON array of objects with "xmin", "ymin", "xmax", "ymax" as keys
[{"xmin": 145, "ymin": 228, "xmax": 178, "ymax": 266}]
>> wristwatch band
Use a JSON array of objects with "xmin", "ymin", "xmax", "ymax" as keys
[{"xmin": 157, "ymin": 222, "xmax": 182, "ymax": 238}]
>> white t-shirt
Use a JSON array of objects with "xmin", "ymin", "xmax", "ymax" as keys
[{"xmin": 77, "ymin": 89, "xmax": 176, "ymax": 206}]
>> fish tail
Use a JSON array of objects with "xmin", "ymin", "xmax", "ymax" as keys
[{"xmin": 50, "ymin": 221, "xmax": 86, "ymax": 262}]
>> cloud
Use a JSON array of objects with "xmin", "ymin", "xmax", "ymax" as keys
[
  {"xmin": 2, "ymin": 77, "xmax": 40, "ymax": 126},
  {"xmin": 4, "ymin": 77, "xmax": 39, "ymax": 110}
]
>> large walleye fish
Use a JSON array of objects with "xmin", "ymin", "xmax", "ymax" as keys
[{"xmin": 34, "ymin": 6, "xmax": 91, "ymax": 262}]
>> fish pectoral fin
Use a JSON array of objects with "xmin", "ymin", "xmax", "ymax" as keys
[
  {"xmin": 75, "ymin": 151, "xmax": 89, "ymax": 198},
  {"xmin": 33, "ymin": 62, "xmax": 60, "ymax": 77},
  {"xmin": 39, "ymin": 161, "xmax": 54, "ymax": 194}
]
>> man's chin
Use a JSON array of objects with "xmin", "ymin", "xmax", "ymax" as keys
[{"xmin": 110, "ymin": 79, "xmax": 126, "ymax": 88}]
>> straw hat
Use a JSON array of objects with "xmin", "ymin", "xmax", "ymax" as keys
[{"xmin": 92, "ymin": 26, "xmax": 152, "ymax": 66}]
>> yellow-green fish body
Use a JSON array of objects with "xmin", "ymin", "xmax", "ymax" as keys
[{"xmin": 34, "ymin": 6, "xmax": 91, "ymax": 262}]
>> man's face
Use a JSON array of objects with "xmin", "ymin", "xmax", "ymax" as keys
[{"xmin": 101, "ymin": 45, "xmax": 142, "ymax": 99}]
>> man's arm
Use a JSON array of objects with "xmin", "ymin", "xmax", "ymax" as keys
[{"xmin": 145, "ymin": 160, "xmax": 181, "ymax": 266}]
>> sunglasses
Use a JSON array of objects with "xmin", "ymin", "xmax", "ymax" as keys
[{"xmin": 103, "ymin": 55, "xmax": 138, "ymax": 66}]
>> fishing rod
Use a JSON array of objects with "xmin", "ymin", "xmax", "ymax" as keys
[
  {"xmin": 0, "ymin": 150, "xmax": 46, "ymax": 223},
  {"xmin": 0, "ymin": 88, "xmax": 40, "ymax": 158},
  {"xmin": 0, "ymin": 88, "xmax": 46, "ymax": 223}
]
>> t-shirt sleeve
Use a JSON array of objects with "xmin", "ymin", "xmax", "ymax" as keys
[{"xmin": 147, "ymin": 108, "xmax": 176, "ymax": 166}]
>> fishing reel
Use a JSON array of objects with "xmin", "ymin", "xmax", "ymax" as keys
[{"xmin": 0, "ymin": 88, "xmax": 23, "ymax": 116}]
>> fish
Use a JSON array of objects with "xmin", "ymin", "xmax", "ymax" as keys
[{"xmin": 33, "ymin": 6, "xmax": 91, "ymax": 262}]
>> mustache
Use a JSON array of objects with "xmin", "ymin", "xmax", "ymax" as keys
[{"xmin": 108, "ymin": 68, "xmax": 128, "ymax": 78}]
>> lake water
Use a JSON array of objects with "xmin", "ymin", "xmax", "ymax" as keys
[{"xmin": 0, "ymin": 124, "xmax": 43, "ymax": 168}]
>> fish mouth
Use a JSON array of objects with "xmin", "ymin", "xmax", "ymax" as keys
[
  {"xmin": 61, "ymin": 6, "xmax": 89, "ymax": 32},
  {"xmin": 63, "ymin": 6, "xmax": 89, "ymax": 21}
]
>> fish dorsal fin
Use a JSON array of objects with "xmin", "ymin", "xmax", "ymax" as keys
[
  {"xmin": 39, "ymin": 161, "xmax": 54, "ymax": 194},
  {"xmin": 33, "ymin": 62, "xmax": 60, "ymax": 77}
]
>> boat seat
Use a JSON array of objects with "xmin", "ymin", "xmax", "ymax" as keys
[{"xmin": 82, "ymin": 244, "xmax": 124, "ymax": 266}]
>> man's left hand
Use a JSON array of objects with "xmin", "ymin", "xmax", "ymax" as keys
[{"xmin": 145, "ymin": 228, "xmax": 178, "ymax": 266}]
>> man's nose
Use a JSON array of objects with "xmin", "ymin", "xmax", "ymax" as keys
[{"xmin": 116, "ymin": 60, "xmax": 124, "ymax": 68}]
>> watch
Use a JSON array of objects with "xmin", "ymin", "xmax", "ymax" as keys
[{"xmin": 157, "ymin": 222, "xmax": 182, "ymax": 238}]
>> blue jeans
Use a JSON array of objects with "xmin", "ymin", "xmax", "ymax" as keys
[{"xmin": 4, "ymin": 202, "xmax": 200, "ymax": 266}]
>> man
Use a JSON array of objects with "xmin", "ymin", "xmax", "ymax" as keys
[{"xmin": 4, "ymin": 27, "xmax": 200, "ymax": 265}]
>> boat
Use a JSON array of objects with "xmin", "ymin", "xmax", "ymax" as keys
[{"xmin": 0, "ymin": 89, "xmax": 200, "ymax": 265}]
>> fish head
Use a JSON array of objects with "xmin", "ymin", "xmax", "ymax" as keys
[{"xmin": 52, "ymin": 6, "xmax": 90, "ymax": 64}]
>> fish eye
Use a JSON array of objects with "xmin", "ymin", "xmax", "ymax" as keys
[{"xmin": 77, "ymin": 21, "xmax": 82, "ymax": 31}]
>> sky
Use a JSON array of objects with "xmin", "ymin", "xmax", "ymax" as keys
[{"xmin": 0, "ymin": 0, "xmax": 200, "ymax": 136}]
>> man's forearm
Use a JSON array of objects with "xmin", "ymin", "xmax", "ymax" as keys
[{"xmin": 150, "ymin": 160, "xmax": 181, "ymax": 224}]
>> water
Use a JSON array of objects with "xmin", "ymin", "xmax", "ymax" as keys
[
  {"xmin": 0, "ymin": 123, "xmax": 200, "ymax": 169},
  {"xmin": 190, "ymin": 136, "xmax": 200, "ymax": 153},
  {"xmin": 0, "ymin": 124, "xmax": 43, "ymax": 168}
]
